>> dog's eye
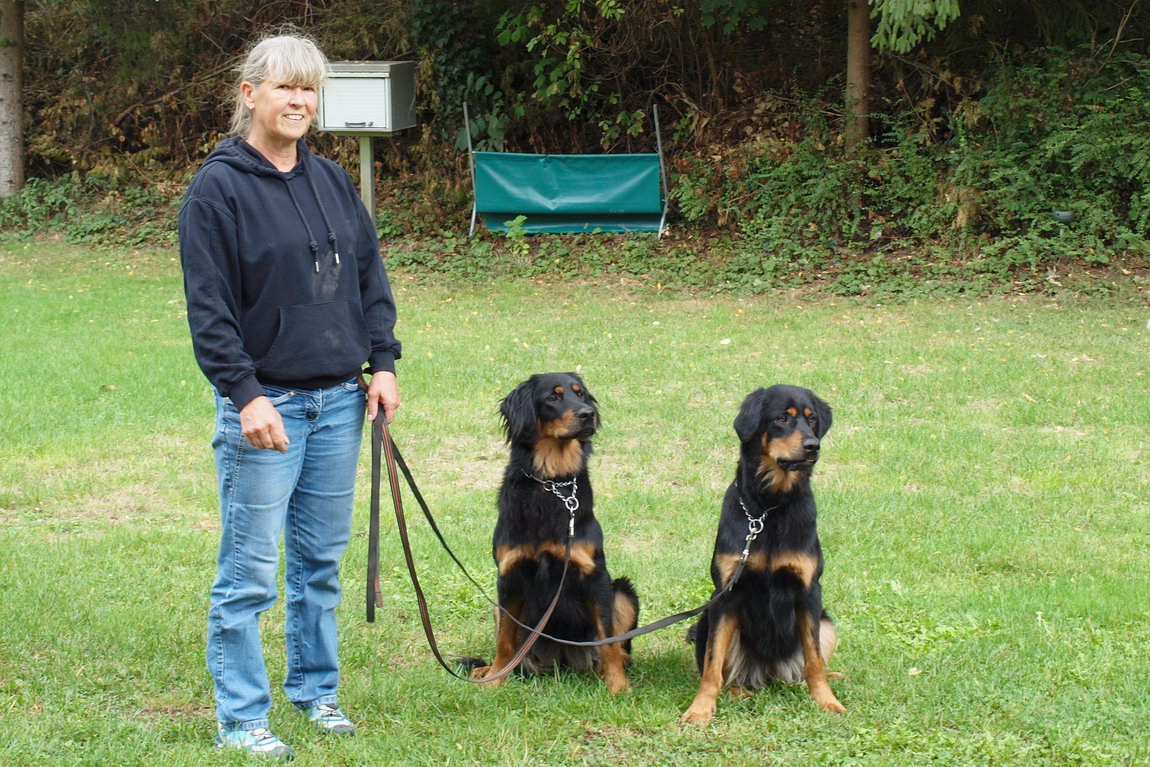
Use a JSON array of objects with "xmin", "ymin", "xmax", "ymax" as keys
[
  {"xmin": 547, "ymin": 393, "xmax": 561, "ymax": 402},
  {"xmin": 775, "ymin": 414, "xmax": 791, "ymax": 424},
  {"xmin": 575, "ymin": 389, "xmax": 586, "ymax": 399}
]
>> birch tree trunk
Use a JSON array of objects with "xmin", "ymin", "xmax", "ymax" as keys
[{"xmin": 0, "ymin": 0, "xmax": 24, "ymax": 196}]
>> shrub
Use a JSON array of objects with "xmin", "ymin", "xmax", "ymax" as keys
[
  {"xmin": 672, "ymin": 47, "xmax": 1150, "ymax": 279},
  {"xmin": 0, "ymin": 175, "xmax": 179, "ymax": 248}
]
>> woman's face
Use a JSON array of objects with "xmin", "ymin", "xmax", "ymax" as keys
[{"xmin": 241, "ymin": 79, "xmax": 318, "ymax": 150}]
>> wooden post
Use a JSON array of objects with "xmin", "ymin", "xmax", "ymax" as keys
[{"xmin": 358, "ymin": 135, "xmax": 374, "ymax": 216}]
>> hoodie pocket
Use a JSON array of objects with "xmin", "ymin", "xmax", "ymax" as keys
[{"xmin": 258, "ymin": 299, "xmax": 370, "ymax": 381}]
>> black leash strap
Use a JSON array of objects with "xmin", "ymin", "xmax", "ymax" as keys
[
  {"xmin": 369, "ymin": 423, "xmax": 751, "ymax": 656},
  {"xmin": 366, "ymin": 413, "xmax": 383, "ymax": 621},
  {"xmin": 367, "ymin": 415, "xmax": 573, "ymax": 683}
]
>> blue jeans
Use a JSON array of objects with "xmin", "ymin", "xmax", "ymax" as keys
[{"xmin": 207, "ymin": 380, "xmax": 365, "ymax": 728}]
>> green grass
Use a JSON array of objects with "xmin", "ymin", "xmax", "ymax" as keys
[{"xmin": 1, "ymin": 241, "xmax": 1149, "ymax": 766}]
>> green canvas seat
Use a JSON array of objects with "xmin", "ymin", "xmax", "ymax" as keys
[{"xmin": 466, "ymin": 106, "xmax": 668, "ymax": 237}]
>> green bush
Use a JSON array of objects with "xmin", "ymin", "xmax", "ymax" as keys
[
  {"xmin": 672, "ymin": 47, "xmax": 1150, "ymax": 281},
  {"xmin": 0, "ymin": 176, "xmax": 82, "ymax": 235},
  {"xmin": 0, "ymin": 175, "xmax": 178, "ymax": 248},
  {"xmin": 953, "ymin": 48, "xmax": 1150, "ymax": 264}
]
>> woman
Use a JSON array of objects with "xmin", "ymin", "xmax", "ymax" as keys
[{"xmin": 179, "ymin": 33, "xmax": 401, "ymax": 759}]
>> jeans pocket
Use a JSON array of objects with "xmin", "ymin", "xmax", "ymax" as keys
[
  {"xmin": 221, "ymin": 388, "xmax": 293, "ymax": 410},
  {"xmin": 261, "ymin": 386, "xmax": 295, "ymax": 407},
  {"xmin": 339, "ymin": 379, "xmax": 363, "ymax": 393}
]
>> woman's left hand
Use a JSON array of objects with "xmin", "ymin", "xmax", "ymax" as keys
[{"xmin": 366, "ymin": 370, "xmax": 400, "ymax": 424}]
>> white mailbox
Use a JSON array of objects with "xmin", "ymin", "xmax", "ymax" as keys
[{"xmin": 319, "ymin": 61, "xmax": 416, "ymax": 136}]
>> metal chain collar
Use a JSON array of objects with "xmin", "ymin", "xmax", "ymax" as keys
[
  {"xmin": 524, "ymin": 472, "xmax": 579, "ymax": 536},
  {"xmin": 733, "ymin": 481, "xmax": 770, "ymax": 563}
]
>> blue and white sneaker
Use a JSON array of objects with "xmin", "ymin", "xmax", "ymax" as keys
[
  {"xmin": 214, "ymin": 725, "xmax": 294, "ymax": 760},
  {"xmin": 303, "ymin": 702, "xmax": 356, "ymax": 736}
]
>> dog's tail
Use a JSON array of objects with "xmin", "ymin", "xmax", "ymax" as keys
[
  {"xmin": 612, "ymin": 577, "xmax": 640, "ymax": 632},
  {"xmin": 612, "ymin": 576, "xmax": 638, "ymax": 604},
  {"xmin": 611, "ymin": 577, "xmax": 640, "ymax": 656},
  {"xmin": 453, "ymin": 656, "xmax": 487, "ymax": 672}
]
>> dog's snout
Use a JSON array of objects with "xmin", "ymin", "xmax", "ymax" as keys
[
  {"xmin": 802, "ymin": 438, "xmax": 820, "ymax": 455},
  {"xmin": 577, "ymin": 407, "xmax": 595, "ymax": 421}
]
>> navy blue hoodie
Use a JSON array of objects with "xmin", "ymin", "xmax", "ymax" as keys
[{"xmin": 179, "ymin": 137, "xmax": 401, "ymax": 411}]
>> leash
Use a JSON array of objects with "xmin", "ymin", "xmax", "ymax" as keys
[
  {"xmin": 367, "ymin": 413, "xmax": 575, "ymax": 683},
  {"xmin": 490, "ymin": 480, "xmax": 767, "ymax": 648},
  {"xmin": 370, "ymin": 432, "xmax": 767, "ymax": 654},
  {"xmin": 360, "ymin": 374, "xmax": 770, "ymax": 664}
]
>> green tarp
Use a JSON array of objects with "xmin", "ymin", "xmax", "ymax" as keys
[{"xmin": 472, "ymin": 151, "xmax": 665, "ymax": 234}]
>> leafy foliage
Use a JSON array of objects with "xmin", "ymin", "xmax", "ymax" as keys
[
  {"xmin": 669, "ymin": 47, "xmax": 1150, "ymax": 290},
  {"xmin": 7, "ymin": 2, "xmax": 1150, "ymax": 294},
  {"xmin": 871, "ymin": 0, "xmax": 961, "ymax": 53},
  {"xmin": 953, "ymin": 49, "xmax": 1150, "ymax": 263},
  {"xmin": 0, "ymin": 174, "xmax": 178, "ymax": 247},
  {"xmin": 21, "ymin": 0, "xmax": 412, "ymax": 179}
]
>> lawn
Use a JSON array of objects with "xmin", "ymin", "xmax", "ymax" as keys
[{"xmin": 1, "ymin": 241, "xmax": 1148, "ymax": 766}]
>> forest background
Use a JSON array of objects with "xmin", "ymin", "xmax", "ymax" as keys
[{"xmin": 1, "ymin": 0, "xmax": 1149, "ymax": 297}]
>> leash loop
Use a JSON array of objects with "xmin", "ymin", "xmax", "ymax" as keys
[
  {"xmin": 734, "ymin": 481, "xmax": 771, "ymax": 567},
  {"xmin": 743, "ymin": 513, "xmax": 765, "ymax": 556}
]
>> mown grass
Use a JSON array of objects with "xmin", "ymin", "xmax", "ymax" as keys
[{"xmin": 1, "ymin": 241, "xmax": 1148, "ymax": 766}]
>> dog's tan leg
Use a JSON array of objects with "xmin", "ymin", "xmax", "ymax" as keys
[
  {"xmin": 798, "ymin": 611, "xmax": 845, "ymax": 713},
  {"xmin": 728, "ymin": 686, "xmax": 753, "ymax": 700},
  {"xmin": 680, "ymin": 614, "xmax": 738, "ymax": 725},
  {"xmin": 473, "ymin": 598, "xmax": 523, "ymax": 687},
  {"xmin": 591, "ymin": 599, "xmax": 631, "ymax": 694}
]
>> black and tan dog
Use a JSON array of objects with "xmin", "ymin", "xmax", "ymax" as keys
[
  {"xmin": 469, "ymin": 372, "xmax": 639, "ymax": 693},
  {"xmin": 681, "ymin": 384, "xmax": 844, "ymax": 725}
]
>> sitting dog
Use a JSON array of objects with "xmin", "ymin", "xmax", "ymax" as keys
[
  {"xmin": 681, "ymin": 384, "xmax": 844, "ymax": 725},
  {"xmin": 469, "ymin": 372, "xmax": 639, "ymax": 693}
]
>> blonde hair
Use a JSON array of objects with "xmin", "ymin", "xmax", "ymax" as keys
[{"xmin": 229, "ymin": 33, "xmax": 329, "ymax": 137}]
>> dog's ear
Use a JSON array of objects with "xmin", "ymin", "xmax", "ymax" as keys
[
  {"xmin": 500, "ymin": 378, "xmax": 538, "ymax": 443},
  {"xmin": 811, "ymin": 393, "xmax": 833, "ymax": 438},
  {"xmin": 733, "ymin": 389, "xmax": 767, "ymax": 443}
]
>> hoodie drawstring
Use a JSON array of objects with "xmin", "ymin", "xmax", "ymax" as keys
[
  {"xmin": 281, "ymin": 151, "xmax": 340, "ymax": 274},
  {"xmin": 215, "ymin": 137, "xmax": 343, "ymax": 275},
  {"xmin": 284, "ymin": 181, "xmax": 322, "ymax": 273},
  {"xmin": 304, "ymin": 161, "xmax": 341, "ymax": 267}
]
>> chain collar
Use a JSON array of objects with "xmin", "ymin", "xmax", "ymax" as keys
[
  {"xmin": 733, "ymin": 481, "xmax": 773, "ymax": 563},
  {"xmin": 524, "ymin": 471, "xmax": 579, "ymax": 536}
]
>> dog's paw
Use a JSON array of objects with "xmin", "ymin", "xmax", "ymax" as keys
[
  {"xmin": 679, "ymin": 703, "xmax": 716, "ymax": 726},
  {"xmin": 605, "ymin": 675, "xmax": 631, "ymax": 695},
  {"xmin": 816, "ymin": 694, "xmax": 846, "ymax": 713},
  {"xmin": 470, "ymin": 666, "xmax": 507, "ymax": 687},
  {"xmin": 728, "ymin": 686, "xmax": 753, "ymax": 700}
]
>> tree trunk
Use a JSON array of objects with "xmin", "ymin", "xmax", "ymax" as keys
[
  {"xmin": 0, "ymin": 0, "xmax": 23, "ymax": 196},
  {"xmin": 844, "ymin": 0, "xmax": 870, "ymax": 148}
]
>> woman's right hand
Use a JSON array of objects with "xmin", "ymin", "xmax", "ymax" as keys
[{"xmin": 240, "ymin": 395, "xmax": 290, "ymax": 452}]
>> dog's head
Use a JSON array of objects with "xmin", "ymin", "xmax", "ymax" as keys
[
  {"xmin": 500, "ymin": 372, "xmax": 600, "ymax": 445},
  {"xmin": 734, "ymin": 385, "xmax": 832, "ymax": 493}
]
